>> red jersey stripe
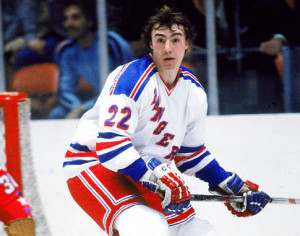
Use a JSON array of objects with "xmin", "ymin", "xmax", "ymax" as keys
[
  {"xmin": 129, "ymin": 63, "xmax": 155, "ymax": 99},
  {"xmin": 175, "ymin": 146, "xmax": 206, "ymax": 164},
  {"xmin": 96, "ymin": 138, "xmax": 131, "ymax": 151}
]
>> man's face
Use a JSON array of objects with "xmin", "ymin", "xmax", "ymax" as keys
[
  {"xmin": 63, "ymin": 5, "xmax": 92, "ymax": 40},
  {"xmin": 150, "ymin": 24, "xmax": 189, "ymax": 72}
]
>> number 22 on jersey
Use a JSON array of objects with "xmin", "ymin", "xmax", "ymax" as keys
[{"xmin": 104, "ymin": 105, "xmax": 132, "ymax": 130}]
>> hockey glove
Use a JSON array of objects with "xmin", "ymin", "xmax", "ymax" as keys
[
  {"xmin": 141, "ymin": 157, "xmax": 191, "ymax": 215},
  {"xmin": 209, "ymin": 173, "xmax": 270, "ymax": 217}
]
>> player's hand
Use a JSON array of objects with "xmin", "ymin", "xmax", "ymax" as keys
[
  {"xmin": 260, "ymin": 37, "xmax": 283, "ymax": 56},
  {"xmin": 27, "ymin": 39, "xmax": 46, "ymax": 55},
  {"xmin": 210, "ymin": 173, "xmax": 270, "ymax": 217},
  {"xmin": 160, "ymin": 168, "xmax": 191, "ymax": 215},
  {"xmin": 141, "ymin": 157, "xmax": 191, "ymax": 215}
]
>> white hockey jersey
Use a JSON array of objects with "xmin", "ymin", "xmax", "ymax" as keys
[{"xmin": 64, "ymin": 54, "xmax": 229, "ymax": 187}]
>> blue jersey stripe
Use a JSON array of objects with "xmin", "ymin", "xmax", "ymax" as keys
[
  {"xmin": 98, "ymin": 132, "xmax": 123, "ymax": 139},
  {"xmin": 63, "ymin": 159, "xmax": 97, "ymax": 167},
  {"xmin": 118, "ymin": 158, "xmax": 147, "ymax": 182},
  {"xmin": 70, "ymin": 143, "xmax": 92, "ymax": 152},
  {"xmin": 98, "ymin": 143, "xmax": 133, "ymax": 163},
  {"xmin": 179, "ymin": 144, "xmax": 204, "ymax": 153}
]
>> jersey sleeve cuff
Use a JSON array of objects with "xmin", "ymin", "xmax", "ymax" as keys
[
  {"xmin": 195, "ymin": 159, "xmax": 230, "ymax": 189},
  {"xmin": 118, "ymin": 157, "xmax": 148, "ymax": 182}
]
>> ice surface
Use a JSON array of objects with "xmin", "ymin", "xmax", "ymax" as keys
[{"xmin": 31, "ymin": 114, "xmax": 300, "ymax": 236}]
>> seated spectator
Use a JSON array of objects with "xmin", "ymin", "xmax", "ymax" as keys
[
  {"xmin": 48, "ymin": 0, "xmax": 134, "ymax": 119},
  {"xmin": 3, "ymin": 0, "xmax": 66, "ymax": 70}
]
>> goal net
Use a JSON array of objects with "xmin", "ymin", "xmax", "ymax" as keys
[{"xmin": 0, "ymin": 92, "xmax": 50, "ymax": 235}]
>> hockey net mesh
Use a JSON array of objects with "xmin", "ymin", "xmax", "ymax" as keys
[
  {"xmin": 0, "ymin": 94, "xmax": 50, "ymax": 236},
  {"xmin": 0, "ymin": 109, "xmax": 5, "ymax": 169}
]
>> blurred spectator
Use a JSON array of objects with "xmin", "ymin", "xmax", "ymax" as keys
[
  {"xmin": 0, "ymin": 168, "xmax": 35, "ymax": 236},
  {"xmin": 189, "ymin": 0, "xmax": 300, "ymax": 114},
  {"xmin": 48, "ymin": 0, "xmax": 134, "ymax": 119},
  {"xmin": 3, "ymin": 0, "xmax": 68, "ymax": 92},
  {"xmin": 191, "ymin": 0, "xmax": 299, "ymax": 53},
  {"xmin": 3, "ymin": 0, "xmax": 66, "ymax": 70}
]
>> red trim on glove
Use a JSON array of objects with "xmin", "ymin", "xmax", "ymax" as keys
[
  {"xmin": 246, "ymin": 180, "xmax": 259, "ymax": 191},
  {"xmin": 224, "ymin": 202, "xmax": 253, "ymax": 217},
  {"xmin": 161, "ymin": 173, "xmax": 191, "ymax": 203}
]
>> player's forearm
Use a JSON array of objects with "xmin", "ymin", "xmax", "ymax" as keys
[{"xmin": 175, "ymin": 144, "xmax": 230, "ymax": 187}]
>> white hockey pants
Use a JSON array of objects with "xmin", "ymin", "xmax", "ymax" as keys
[{"xmin": 114, "ymin": 204, "xmax": 218, "ymax": 236}]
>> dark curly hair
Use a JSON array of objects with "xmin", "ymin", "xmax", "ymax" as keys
[
  {"xmin": 62, "ymin": 0, "xmax": 97, "ymax": 31},
  {"xmin": 141, "ymin": 5, "xmax": 196, "ymax": 52}
]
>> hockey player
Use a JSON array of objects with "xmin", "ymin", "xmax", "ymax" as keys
[
  {"xmin": 64, "ymin": 6, "xmax": 270, "ymax": 236},
  {"xmin": 0, "ymin": 168, "xmax": 35, "ymax": 236}
]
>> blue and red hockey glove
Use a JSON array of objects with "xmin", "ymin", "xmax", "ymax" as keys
[{"xmin": 209, "ymin": 172, "xmax": 270, "ymax": 217}]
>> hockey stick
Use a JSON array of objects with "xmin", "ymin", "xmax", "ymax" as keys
[{"xmin": 190, "ymin": 194, "xmax": 300, "ymax": 205}]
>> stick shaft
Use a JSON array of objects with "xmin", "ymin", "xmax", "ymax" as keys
[
  {"xmin": 269, "ymin": 197, "xmax": 300, "ymax": 204},
  {"xmin": 190, "ymin": 194, "xmax": 300, "ymax": 205},
  {"xmin": 190, "ymin": 194, "xmax": 244, "ymax": 202}
]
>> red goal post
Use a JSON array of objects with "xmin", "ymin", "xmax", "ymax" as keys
[
  {"xmin": 0, "ymin": 92, "xmax": 50, "ymax": 235},
  {"xmin": 0, "ymin": 92, "xmax": 27, "ymax": 188}
]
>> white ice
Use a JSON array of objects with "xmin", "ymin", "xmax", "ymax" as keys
[{"xmin": 31, "ymin": 113, "xmax": 300, "ymax": 236}]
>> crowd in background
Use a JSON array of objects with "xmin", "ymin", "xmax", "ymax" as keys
[{"xmin": 2, "ymin": 0, "xmax": 300, "ymax": 119}]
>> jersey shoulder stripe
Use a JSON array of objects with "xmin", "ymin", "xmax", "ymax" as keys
[
  {"xmin": 110, "ymin": 55, "xmax": 157, "ymax": 101},
  {"xmin": 180, "ymin": 65, "xmax": 203, "ymax": 89}
]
